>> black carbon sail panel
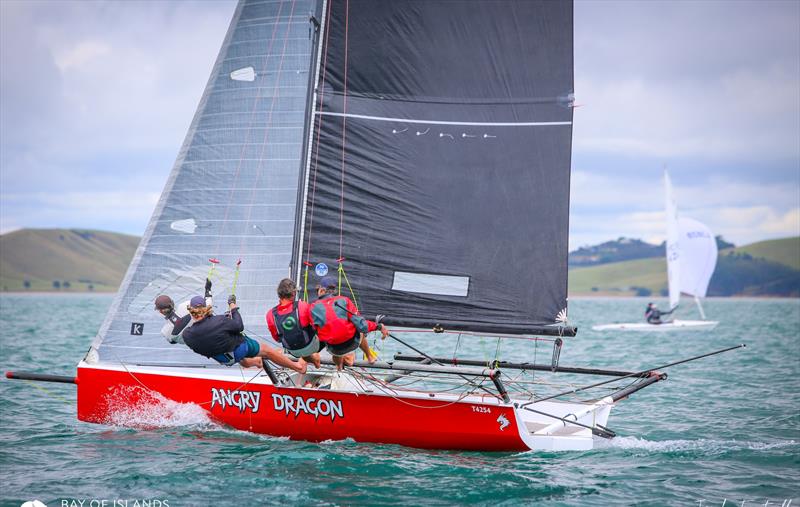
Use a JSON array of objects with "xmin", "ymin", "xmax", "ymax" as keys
[{"xmin": 298, "ymin": 0, "xmax": 574, "ymax": 334}]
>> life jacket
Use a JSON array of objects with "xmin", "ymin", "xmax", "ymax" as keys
[
  {"xmin": 310, "ymin": 295, "xmax": 357, "ymax": 345},
  {"xmin": 271, "ymin": 301, "xmax": 315, "ymax": 351}
]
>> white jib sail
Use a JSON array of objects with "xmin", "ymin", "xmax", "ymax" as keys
[
  {"xmin": 677, "ymin": 217, "xmax": 718, "ymax": 298},
  {"xmin": 665, "ymin": 171, "xmax": 681, "ymax": 310}
]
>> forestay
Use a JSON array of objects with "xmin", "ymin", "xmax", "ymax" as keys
[
  {"xmin": 295, "ymin": 0, "xmax": 575, "ymax": 334},
  {"xmin": 89, "ymin": 0, "xmax": 319, "ymax": 365}
]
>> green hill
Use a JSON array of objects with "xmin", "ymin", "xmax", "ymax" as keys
[
  {"xmin": 729, "ymin": 237, "xmax": 800, "ymax": 270},
  {"xmin": 569, "ymin": 257, "xmax": 667, "ymax": 296},
  {"xmin": 569, "ymin": 236, "xmax": 800, "ymax": 297},
  {"xmin": 0, "ymin": 229, "xmax": 140, "ymax": 292}
]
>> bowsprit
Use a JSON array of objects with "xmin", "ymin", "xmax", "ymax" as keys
[
  {"xmin": 210, "ymin": 388, "xmax": 261, "ymax": 413},
  {"xmin": 272, "ymin": 394, "xmax": 344, "ymax": 422}
]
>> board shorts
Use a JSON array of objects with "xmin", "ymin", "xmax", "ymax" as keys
[
  {"xmin": 326, "ymin": 332, "xmax": 361, "ymax": 357},
  {"xmin": 286, "ymin": 335, "xmax": 326, "ymax": 359},
  {"xmin": 212, "ymin": 335, "xmax": 261, "ymax": 366}
]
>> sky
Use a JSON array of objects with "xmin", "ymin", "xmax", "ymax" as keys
[{"xmin": 1, "ymin": 0, "xmax": 798, "ymax": 250}]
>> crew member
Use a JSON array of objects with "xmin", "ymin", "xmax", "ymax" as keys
[
  {"xmin": 267, "ymin": 278, "xmax": 323, "ymax": 368},
  {"xmin": 309, "ymin": 276, "xmax": 388, "ymax": 370},
  {"xmin": 156, "ymin": 286, "xmax": 306, "ymax": 374},
  {"xmin": 645, "ymin": 302, "xmax": 674, "ymax": 325}
]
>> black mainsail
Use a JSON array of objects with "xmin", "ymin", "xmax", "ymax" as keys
[{"xmin": 295, "ymin": 0, "xmax": 574, "ymax": 334}]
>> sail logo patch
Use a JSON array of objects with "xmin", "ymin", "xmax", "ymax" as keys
[
  {"xmin": 130, "ymin": 323, "xmax": 144, "ymax": 335},
  {"xmin": 210, "ymin": 388, "xmax": 261, "ymax": 413},
  {"xmin": 272, "ymin": 393, "xmax": 343, "ymax": 422}
]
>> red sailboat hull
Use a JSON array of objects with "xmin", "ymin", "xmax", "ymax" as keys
[{"xmin": 76, "ymin": 364, "xmax": 529, "ymax": 452}]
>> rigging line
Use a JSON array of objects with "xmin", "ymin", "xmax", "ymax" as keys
[
  {"xmin": 303, "ymin": 0, "xmax": 334, "ymax": 264},
  {"xmin": 213, "ymin": 0, "xmax": 288, "ymax": 259},
  {"xmin": 347, "ymin": 368, "xmax": 478, "ymax": 409},
  {"xmin": 338, "ymin": 0, "xmax": 351, "ymax": 260},
  {"xmin": 238, "ymin": 0, "xmax": 299, "ymax": 261},
  {"xmin": 519, "ymin": 344, "xmax": 746, "ymax": 408}
]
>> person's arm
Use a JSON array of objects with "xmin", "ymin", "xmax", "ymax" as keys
[
  {"xmin": 171, "ymin": 314, "xmax": 191, "ymax": 336},
  {"xmin": 158, "ymin": 307, "xmax": 189, "ymax": 344},
  {"xmin": 332, "ymin": 298, "xmax": 389, "ymax": 339},
  {"xmin": 345, "ymin": 298, "xmax": 380, "ymax": 334},
  {"xmin": 299, "ymin": 302, "xmax": 317, "ymax": 337},
  {"xmin": 266, "ymin": 309, "xmax": 281, "ymax": 342},
  {"xmin": 226, "ymin": 304, "xmax": 244, "ymax": 333}
]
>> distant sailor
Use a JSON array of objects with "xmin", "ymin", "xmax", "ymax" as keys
[
  {"xmin": 267, "ymin": 278, "xmax": 323, "ymax": 368},
  {"xmin": 645, "ymin": 302, "xmax": 674, "ymax": 325},
  {"xmin": 155, "ymin": 282, "xmax": 306, "ymax": 373},
  {"xmin": 309, "ymin": 276, "xmax": 388, "ymax": 370}
]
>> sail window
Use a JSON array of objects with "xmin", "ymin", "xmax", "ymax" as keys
[
  {"xmin": 230, "ymin": 66, "xmax": 256, "ymax": 82},
  {"xmin": 170, "ymin": 218, "xmax": 198, "ymax": 234},
  {"xmin": 391, "ymin": 272, "xmax": 469, "ymax": 297}
]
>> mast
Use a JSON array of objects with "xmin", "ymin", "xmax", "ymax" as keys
[
  {"xmin": 665, "ymin": 169, "xmax": 681, "ymax": 311},
  {"xmin": 694, "ymin": 295, "xmax": 707, "ymax": 320},
  {"xmin": 293, "ymin": 0, "xmax": 329, "ymax": 286}
]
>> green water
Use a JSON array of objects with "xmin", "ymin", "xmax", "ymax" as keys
[{"xmin": 1, "ymin": 294, "xmax": 798, "ymax": 506}]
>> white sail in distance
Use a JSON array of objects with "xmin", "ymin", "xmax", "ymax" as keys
[{"xmin": 677, "ymin": 217, "xmax": 718, "ymax": 298}]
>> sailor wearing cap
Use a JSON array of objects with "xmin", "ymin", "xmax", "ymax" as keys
[
  {"xmin": 155, "ymin": 280, "xmax": 306, "ymax": 374},
  {"xmin": 309, "ymin": 275, "xmax": 389, "ymax": 370}
]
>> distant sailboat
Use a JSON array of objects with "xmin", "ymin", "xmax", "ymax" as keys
[{"xmin": 593, "ymin": 171, "xmax": 719, "ymax": 332}]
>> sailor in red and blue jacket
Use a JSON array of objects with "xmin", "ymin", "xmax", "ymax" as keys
[
  {"xmin": 267, "ymin": 278, "xmax": 322, "ymax": 368},
  {"xmin": 309, "ymin": 276, "xmax": 389, "ymax": 370}
]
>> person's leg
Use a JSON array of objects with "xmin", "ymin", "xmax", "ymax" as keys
[
  {"xmin": 303, "ymin": 352, "xmax": 321, "ymax": 369},
  {"xmin": 258, "ymin": 343, "xmax": 307, "ymax": 373},
  {"xmin": 332, "ymin": 354, "xmax": 345, "ymax": 371},
  {"xmin": 358, "ymin": 334, "xmax": 377, "ymax": 363},
  {"xmin": 239, "ymin": 357, "xmax": 263, "ymax": 368}
]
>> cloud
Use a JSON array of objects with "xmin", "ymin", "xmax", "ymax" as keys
[
  {"xmin": 574, "ymin": 0, "xmax": 800, "ymax": 163},
  {"xmin": 0, "ymin": 0, "xmax": 237, "ymax": 234},
  {"xmin": 54, "ymin": 40, "xmax": 111, "ymax": 71}
]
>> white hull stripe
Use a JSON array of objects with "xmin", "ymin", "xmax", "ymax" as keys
[{"xmin": 315, "ymin": 111, "xmax": 571, "ymax": 127}]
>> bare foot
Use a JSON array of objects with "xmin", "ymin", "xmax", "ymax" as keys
[{"xmin": 367, "ymin": 351, "xmax": 378, "ymax": 364}]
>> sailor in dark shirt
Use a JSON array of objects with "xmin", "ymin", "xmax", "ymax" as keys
[
  {"xmin": 159, "ymin": 293, "xmax": 306, "ymax": 373},
  {"xmin": 645, "ymin": 302, "xmax": 674, "ymax": 325}
]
